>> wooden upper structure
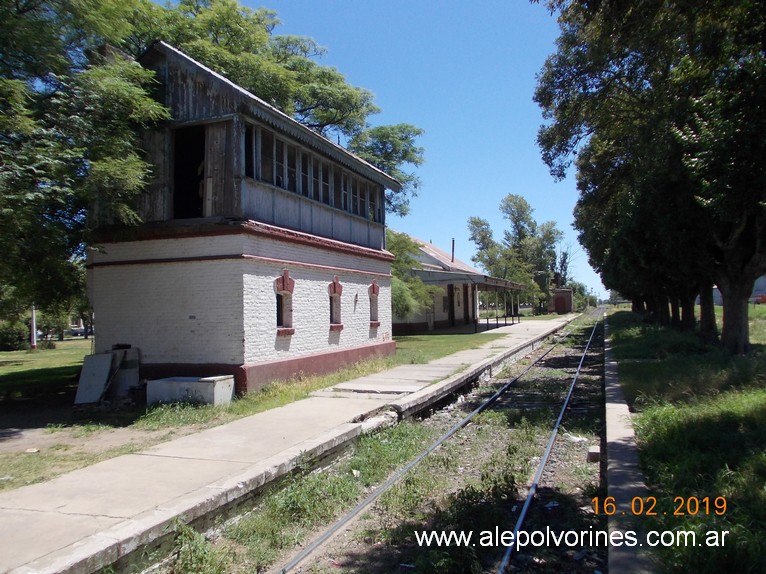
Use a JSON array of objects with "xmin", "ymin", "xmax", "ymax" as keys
[{"xmin": 130, "ymin": 41, "xmax": 400, "ymax": 251}]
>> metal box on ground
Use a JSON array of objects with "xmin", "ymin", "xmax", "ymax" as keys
[{"xmin": 146, "ymin": 376, "xmax": 235, "ymax": 406}]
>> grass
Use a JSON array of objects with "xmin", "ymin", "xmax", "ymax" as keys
[
  {"xmin": 221, "ymin": 421, "xmax": 440, "ymax": 571},
  {"xmin": 0, "ymin": 339, "xmax": 92, "ymax": 401},
  {"xmin": 608, "ymin": 306, "xmax": 766, "ymax": 573}
]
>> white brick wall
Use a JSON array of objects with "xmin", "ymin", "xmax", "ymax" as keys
[
  {"xmin": 89, "ymin": 231, "xmax": 392, "ymax": 367},
  {"xmin": 242, "ymin": 262, "xmax": 391, "ymax": 364},
  {"xmin": 90, "ymin": 259, "xmax": 245, "ymax": 364}
]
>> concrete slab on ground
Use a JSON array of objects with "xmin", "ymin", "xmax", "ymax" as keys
[
  {"xmin": 604, "ymin": 318, "xmax": 657, "ymax": 573},
  {"xmin": 142, "ymin": 396, "xmax": 390, "ymax": 463}
]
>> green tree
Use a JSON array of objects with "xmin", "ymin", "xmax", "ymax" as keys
[
  {"xmin": 468, "ymin": 212, "xmax": 545, "ymax": 304},
  {"xmin": 534, "ymin": 0, "xmax": 763, "ymax": 352},
  {"xmin": 124, "ymin": 0, "xmax": 423, "ymax": 217},
  {"xmin": 386, "ymin": 230, "xmax": 441, "ymax": 320},
  {"xmin": 0, "ymin": 0, "xmax": 168, "ymax": 311},
  {"xmin": 348, "ymin": 124, "xmax": 424, "ymax": 217}
]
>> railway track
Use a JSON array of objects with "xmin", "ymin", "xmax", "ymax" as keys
[{"xmin": 273, "ymin": 312, "xmax": 606, "ymax": 573}]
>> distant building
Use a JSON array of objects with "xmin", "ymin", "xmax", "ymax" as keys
[
  {"xmin": 87, "ymin": 42, "xmax": 399, "ymax": 394},
  {"xmin": 548, "ymin": 288, "xmax": 574, "ymax": 314},
  {"xmin": 710, "ymin": 275, "xmax": 766, "ymax": 305},
  {"xmin": 392, "ymin": 237, "xmax": 524, "ymax": 334}
]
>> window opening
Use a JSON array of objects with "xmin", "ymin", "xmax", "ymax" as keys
[
  {"xmin": 275, "ymin": 138, "xmax": 285, "ymax": 187},
  {"xmin": 369, "ymin": 187, "xmax": 377, "ymax": 222},
  {"xmin": 351, "ymin": 178, "xmax": 359, "ymax": 215},
  {"xmin": 244, "ymin": 125, "xmax": 254, "ymax": 178},
  {"xmin": 275, "ymin": 269, "xmax": 295, "ymax": 334},
  {"xmin": 359, "ymin": 182, "xmax": 368, "ymax": 219},
  {"xmin": 321, "ymin": 164, "xmax": 330, "ymax": 205},
  {"xmin": 287, "ymin": 144, "xmax": 297, "ymax": 192},
  {"xmin": 342, "ymin": 173, "xmax": 350, "ymax": 212},
  {"xmin": 301, "ymin": 152, "xmax": 310, "ymax": 197},
  {"xmin": 328, "ymin": 276, "xmax": 343, "ymax": 329},
  {"xmin": 276, "ymin": 293, "xmax": 285, "ymax": 326},
  {"xmin": 369, "ymin": 281, "xmax": 380, "ymax": 326},
  {"xmin": 333, "ymin": 167, "xmax": 342, "ymax": 208},
  {"xmin": 173, "ymin": 125, "xmax": 206, "ymax": 219},
  {"xmin": 261, "ymin": 129, "xmax": 274, "ymax": 184},
  {"xmin": 312, "ymin": 159, "xmax": 321, "ymax": 202}
]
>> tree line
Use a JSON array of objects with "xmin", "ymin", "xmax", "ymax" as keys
[
  {"xmin": 534, "ymin": 0, "xmax": 765, "ymax": 353},
  {"xmin": 0, "ymin": 0, "xmax": 424, "ymax": 346}
]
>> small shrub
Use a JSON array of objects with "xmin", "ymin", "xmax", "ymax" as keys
[{"xmin": 0, "ymin": 322, "xmax": 28, "ymax": 351}]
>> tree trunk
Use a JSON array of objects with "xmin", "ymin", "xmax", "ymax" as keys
[
  {"xmin": 680, "ymin": 293, "xmax": 696, "ymax": 332},
  {"xmin": 718, "ymin": 276, "xmax": 756, "ymax": 354},
  {"xmin": 670, "ymin": 298, "xmax": 681, "ymax": 330},
  {"xmin": 698, "ymin": 281, "xmax": 718, "ymax": 344}
]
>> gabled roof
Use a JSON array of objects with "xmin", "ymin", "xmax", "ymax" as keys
[
  {"xmin": 139, "ymin": 41, "xmax": 401, "ymax": 192},
  {"xmin": 403, "ymin": 234, "xmax": 525, "ymax": 292},
  {"xmin": 405, "ymin": 236, "xmax": 478, "ymax": 273}
]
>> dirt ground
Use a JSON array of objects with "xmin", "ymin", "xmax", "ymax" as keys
[{"xmin": 0, "ymin": 394, "xmax": 210, "ymax": 496}]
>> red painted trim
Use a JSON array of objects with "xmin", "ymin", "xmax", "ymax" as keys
[
  {"xmin": 88, "ymin": 252, "xmax": 391, "ymax": 279},
  {"xmin": 369, "ymin": 321, "xmax": 381, "ymax": 328},
  {"xmin": 92, "ymin": 220, "xmax": 394, "ymax": 262},
  {"xmin": 276, "ymin": 327, "xmax": 295, "ymax": 336},
  {"xmin": 329, "ymin": 323, "xmax": 344, "ymax": 332},
  {"xmin": 139, "ymin": 340, "xmax": 397, "ymax": 394}
]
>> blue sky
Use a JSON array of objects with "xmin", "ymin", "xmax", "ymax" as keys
[{"xmin": 246, "ymin": 0, "xmax": 608, "ymax": 299}]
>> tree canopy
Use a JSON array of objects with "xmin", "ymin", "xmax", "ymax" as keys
[
  {"xmin": 535, "ymin": 0, "xmax": 766, "ymax": 353},
  {"xmin": 467, "ymin": 194, "xmax": 566, "ymax": 311},
  {"xmin": 386, "ymin": 230, "xmax": 441, "ymax": 320}
]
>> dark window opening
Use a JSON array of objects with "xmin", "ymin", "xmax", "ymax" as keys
[
  {"xmin": 173, "ymin": 125, "xmax": 206, "ymax": 219},
  {"xmin": 321, "ymin": 164, "xmax": 330, "ymax": 205},
  {"xmin": 301, "ymin": 153, "xmax": 310, "ymax": 197},
  {"xmin": 330, "ymin": 295, "xmax": 341, "ymax": 325},
  {"xmin": 370, "ymin": 295, "xmax": 378, "ymax": 322},
  {"xmin": 351, "ymin": 178, "xmax": 359, "ymax": 215},
  {"xmin": 275, "ymin": 138, "xmax": 285, "ymax": 187},
  {"xmin": 287, "ymin": 145, "xmax": 297, "ymax": 192},
  {"xmin": 359, "ymin": 182, "xmax": 367, "ymax": 219},
  {"xmin": 244, "ymin": 125, "xmax": 254, "ymax": 178},
  {"xmin": 312, "ymin": 160, "xmax": 321, "ymax": 202},
  {"xmin": 261, "ymin": 129, "xmax": 274, "ymax": 184},
  {"xmin": 333, "ymin": 167, "xmax": 342, "ymax": 208},
  {"xmin": 341, "ymin": 174, "xmax": 350, "ymax": 211}
]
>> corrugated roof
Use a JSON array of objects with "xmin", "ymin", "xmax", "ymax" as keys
[{"xmin": 408, "ymin": 236, "xmax": 480, "ymax": 274}]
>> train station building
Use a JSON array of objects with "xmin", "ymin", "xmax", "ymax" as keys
[{"xmin": 87, "ymin": 42, "xmax": 400, "ymax": 394}]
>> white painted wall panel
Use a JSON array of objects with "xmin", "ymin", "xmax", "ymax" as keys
[{"xmin": 91, "ymin": 258, "xmax": 245, "ymax": 364}]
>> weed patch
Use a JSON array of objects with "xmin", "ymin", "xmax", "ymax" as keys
[{"xmin": 609, "ymin": 307, "xmax": 766, "ymax": 573}]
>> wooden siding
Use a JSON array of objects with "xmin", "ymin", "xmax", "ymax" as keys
[
  {"xmin": 243, "ymin": 179, "xmax": 384, "ymax": 250},
  {"xmin": 131, "ymin": 42, "xmax": 392, "ymax": 249}
]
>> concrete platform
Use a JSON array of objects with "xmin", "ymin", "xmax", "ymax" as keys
[
  {"xmin": 0, "ymin": 316, "xmax": 575, "ymax": 574},
  {"xmin": 604, "ymin": 316, "xmax": 657, "ymax": 573}
]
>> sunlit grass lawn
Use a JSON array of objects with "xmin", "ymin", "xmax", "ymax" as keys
[
  {"xmin": 0, "ymin": 339, "xmax": 92, "ymax": 401},
  {"xmin": 608, "ymin": 305, "xmax": 766, "ymax": 573}
]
